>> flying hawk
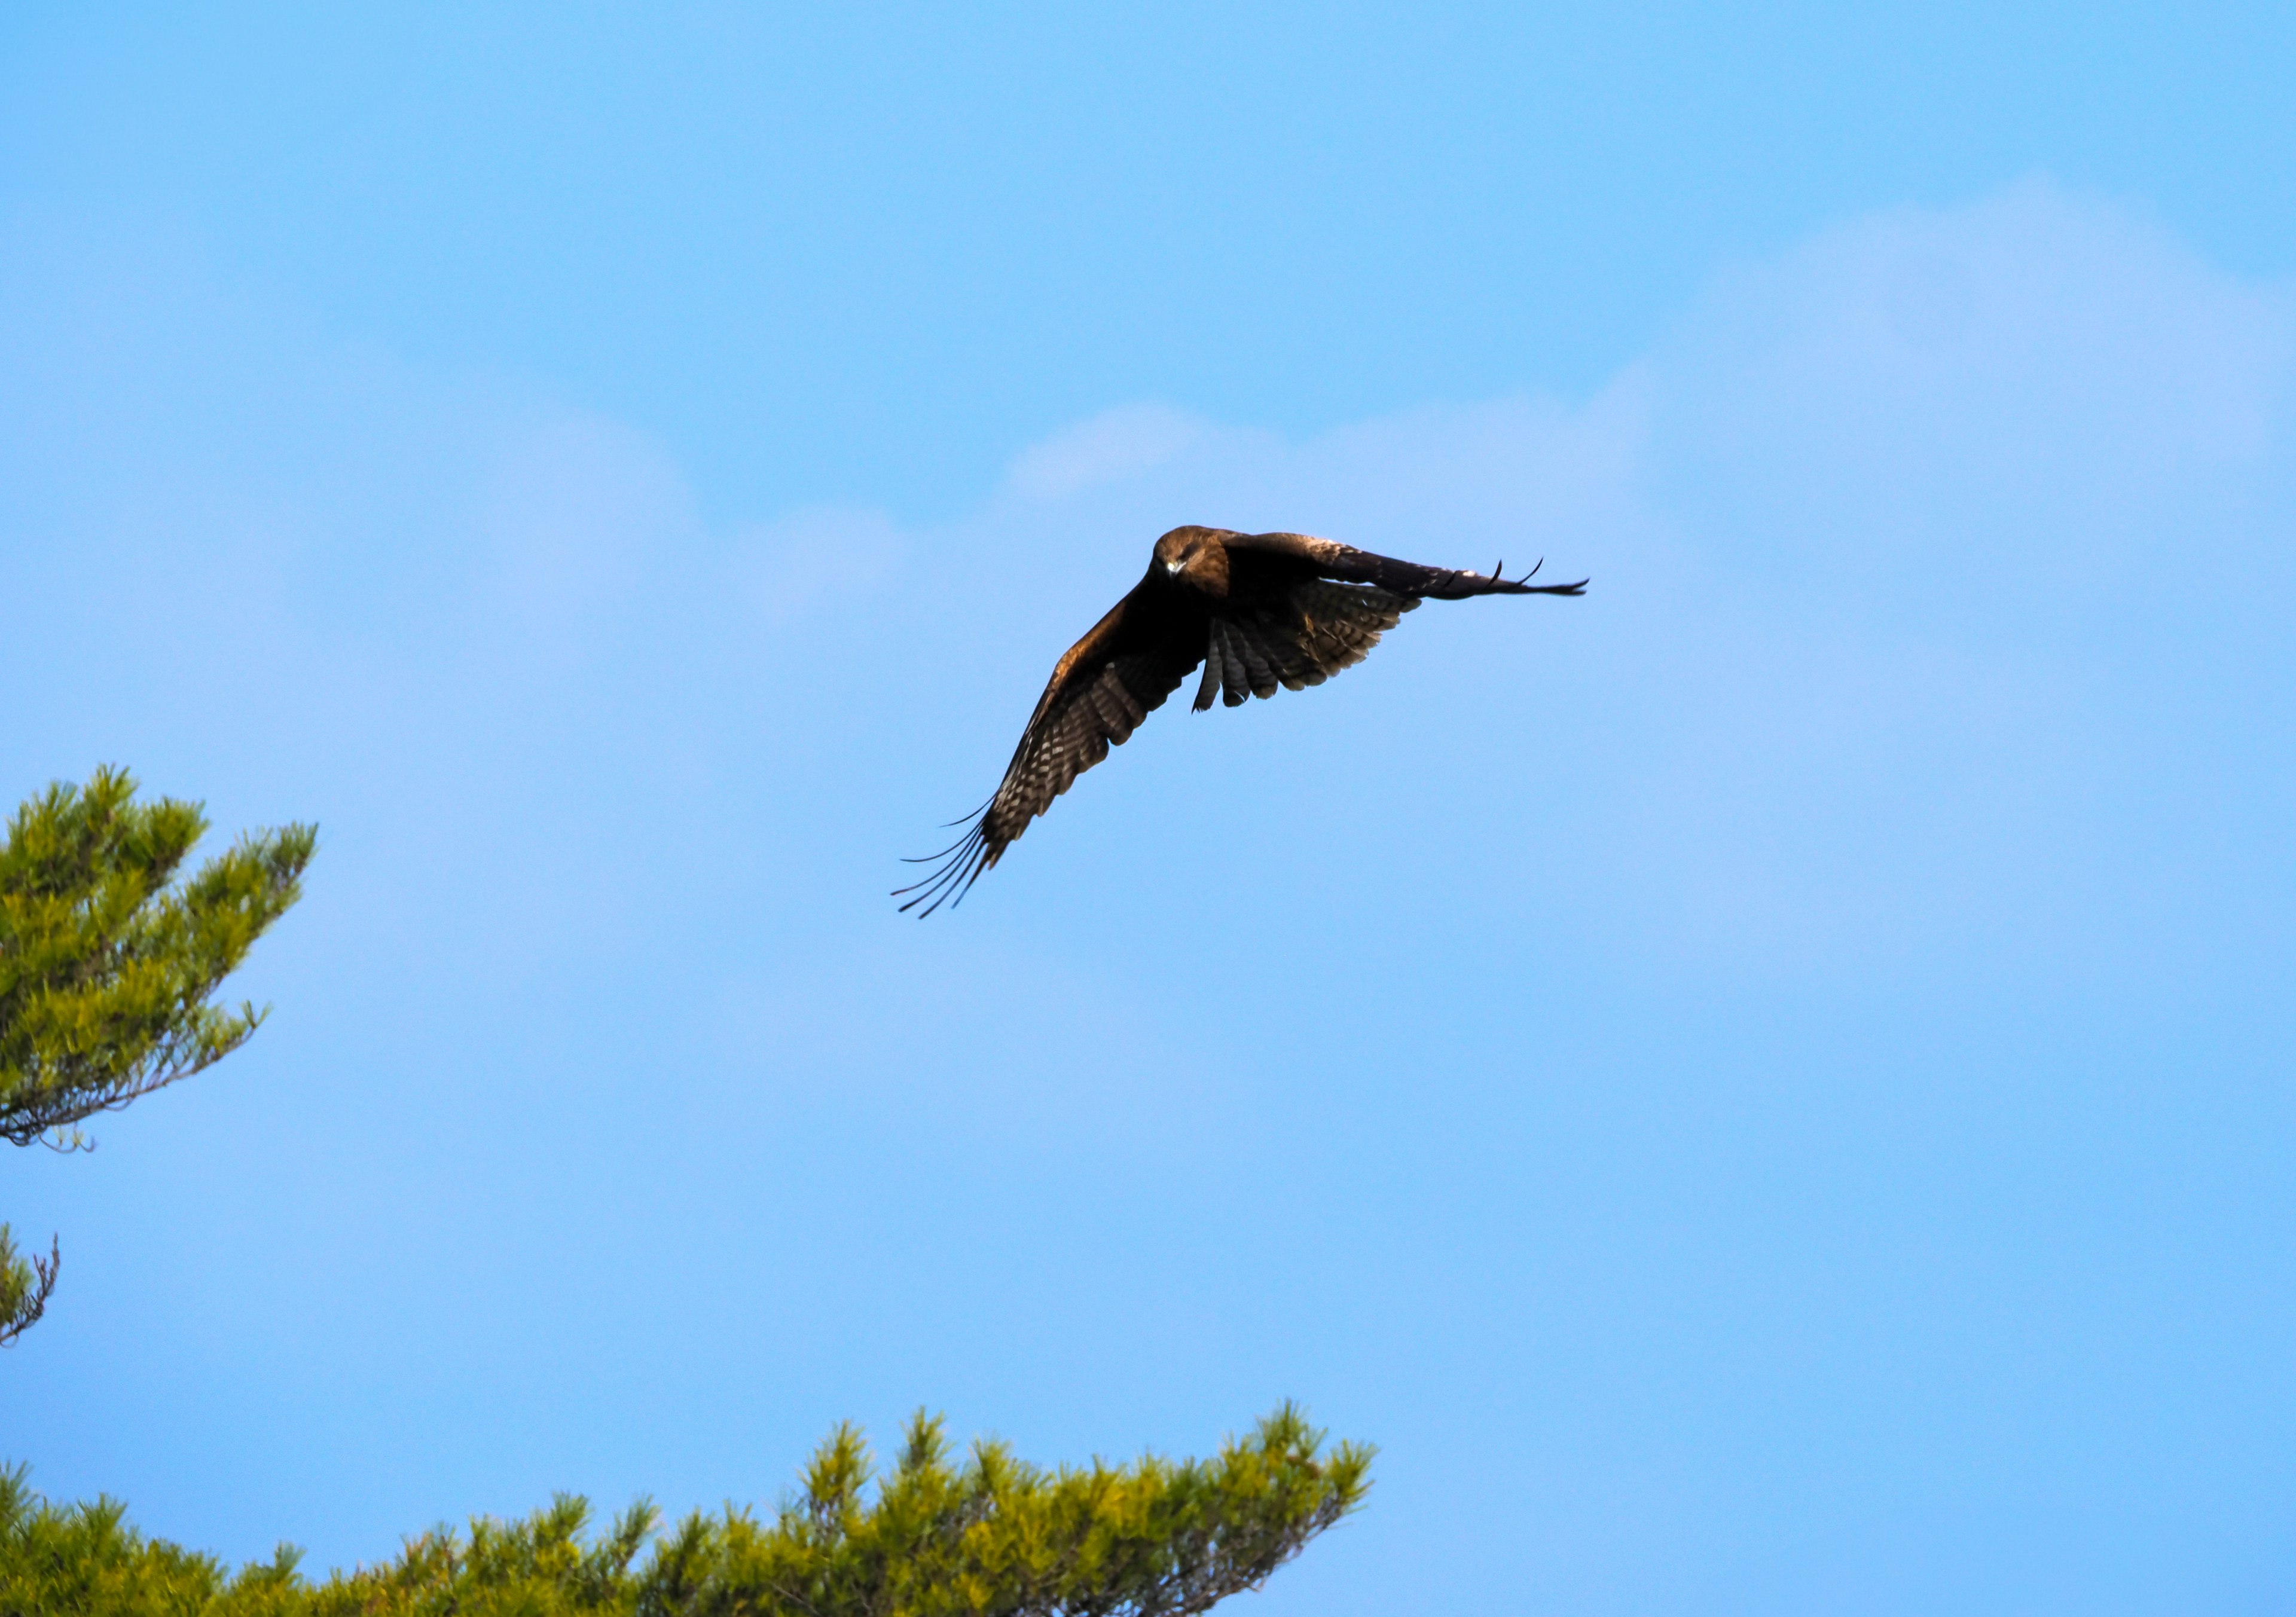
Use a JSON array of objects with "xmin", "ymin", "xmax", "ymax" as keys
[{"xmin": 897, "ymin": 526, "xmax": 1586, "ymax": 915}]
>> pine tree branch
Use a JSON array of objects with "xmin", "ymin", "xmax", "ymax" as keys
[{"xmin": 0, "ymin": 1228, "xmax": 59, "ymax": 1347}]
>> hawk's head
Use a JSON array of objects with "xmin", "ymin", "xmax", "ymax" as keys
[{"xmin": 1153, "ymin": 525, "xmax": 1232, "ymax": 597}]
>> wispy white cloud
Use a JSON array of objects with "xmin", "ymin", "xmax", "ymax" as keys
[
  {"xmin": 1002, "ymin": 402, "xmax": 1208, "ymax": 502},
  {"xmin": 5, "ymin": 182, "xmax": 2285, "ymax": 999}
]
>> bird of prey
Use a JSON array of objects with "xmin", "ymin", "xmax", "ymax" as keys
[{"xmin": 897, "ymin": 526, "xmax": 1586, "ymax": 915}]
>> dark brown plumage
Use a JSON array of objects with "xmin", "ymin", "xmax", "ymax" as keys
[{"xmin": 896, "ymin": 526, "xmax": 1586, "ymax": 915}]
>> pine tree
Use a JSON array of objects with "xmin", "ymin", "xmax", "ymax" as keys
[
  {"xmin": 1, "ymin": 767, "xmax": 313, "ymax": 1345},
  {"xmin": 0, "ymin": 1404, "xmax": 1371, "ymax": 1615}
]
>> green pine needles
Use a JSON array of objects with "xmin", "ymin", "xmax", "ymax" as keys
[
  {"xmin": 0, "ymin": 1404, "xmax": 1372, "ymax": 1616},
  {"xmin": 1, "ymin": 766, "xmax": 314, "ymax": 1344}
]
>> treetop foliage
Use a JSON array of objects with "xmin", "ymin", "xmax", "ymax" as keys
[
  {"xmin": 2, "ymin": 766, "xmax": 314, "ymax": 1344},
  {"xmin": 1, "ymin": 766, "xmax": 315, "ymax": 1150},
  {"xmin": 0, "ymin": 1404, "xmax": 1370, "ymax": 1616}
]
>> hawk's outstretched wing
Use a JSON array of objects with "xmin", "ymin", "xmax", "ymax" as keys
[
  {"xmin": 895, "ymin": 594, "xmax": 1199, "ymax": 916},
  {"xmin": 1225, "ymin": 531, "xmax": 1589, "ymax": 600},
  {"xmin": 1189, "ymin": 535, "xmax": 1584, "ymax": 709}
]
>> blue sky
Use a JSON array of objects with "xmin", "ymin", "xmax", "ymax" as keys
[{"xmin": 4, "ymin": 6, "xmax": 2294, "ymax": 1613}]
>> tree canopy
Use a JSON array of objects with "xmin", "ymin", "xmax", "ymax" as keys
[
  {"xmin": 1, "ymin": 766, "xmax": 313, "ymax": 1344},
  {"xmin": 0, "ymin": 1404, "xmax": 1370, "ymax": 1616}
]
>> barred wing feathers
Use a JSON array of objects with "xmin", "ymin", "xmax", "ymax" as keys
[
  {"xmin": 1195, "ymin": 580, "xmax": 1416, "ymax": 709},
  {"xmin": 896, "ymin": 598, "xmax": 1195, "ymax": 916}
]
